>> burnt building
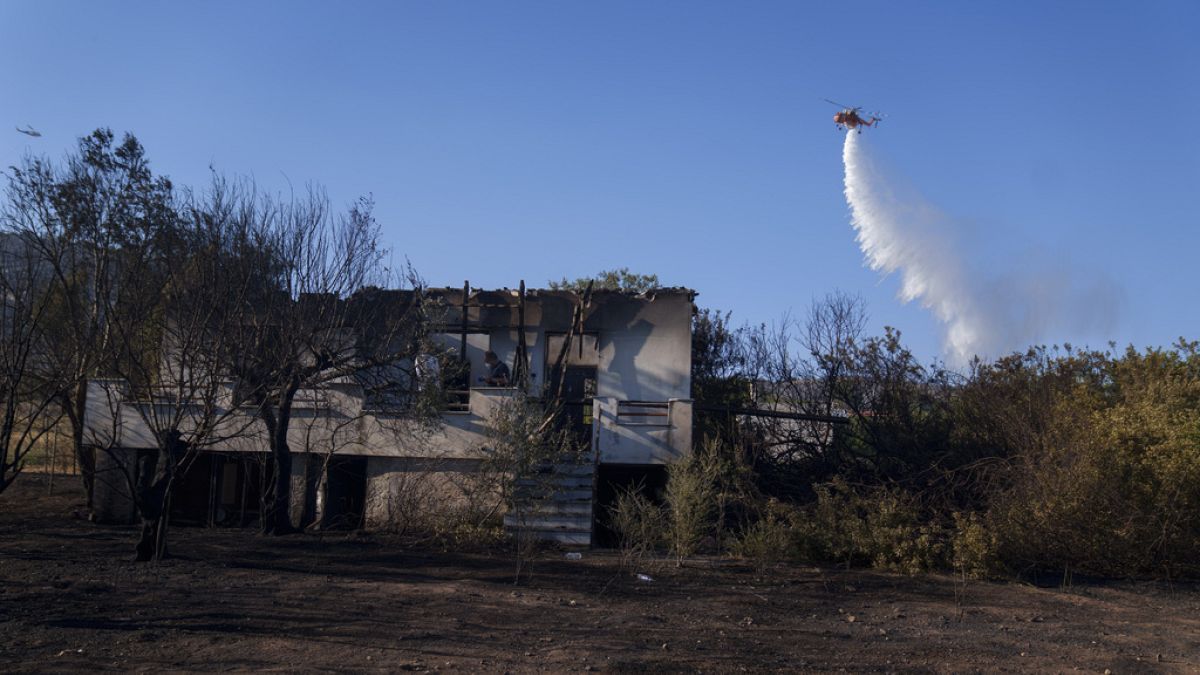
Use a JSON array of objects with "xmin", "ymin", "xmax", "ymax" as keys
[{"xmin": 86, "ymin": 284, "xmax": 694, "ymax": 545}]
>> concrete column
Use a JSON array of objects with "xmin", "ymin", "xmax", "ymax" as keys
[
  {"xmin": 667, "ymin": 399, "xmax": 694, "ymax": 459},
  {"xmin": 363, "ymin": 456, "xmax": 395, "ymax": 530},
  {"xmin": 592, "ymin": 397, "xmax": 617, "ymax": 463}
]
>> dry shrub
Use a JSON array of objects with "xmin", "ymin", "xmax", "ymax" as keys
[
  {"xmin": 436, "ymin": 520, "xmax": 508, "ymax": 551},
  {"xmin": 607, "ymin": 442, "xmax": 744, "ymax": 570},
  {"xmin": 367, "ymin": 464, "xmax": 456, "ymax": 536},
  {"xmin": 664, "ymin": 449, "xmax": 719, "ymax": 561},
  {"xmin": 608, "ymin": 485, "xmax": 665, "ymax": 570},
  {"xmin": 663, "ymin": 439, "xmax": 761, "ymax": 560},
  {"xmin": 422, "ymin": 502, "xmax": 507, "ymax": 551}
]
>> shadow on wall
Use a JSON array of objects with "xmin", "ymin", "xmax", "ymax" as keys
[{"xmin": 587, "ymin": 295, "xmax": 654, "ymax": 401}]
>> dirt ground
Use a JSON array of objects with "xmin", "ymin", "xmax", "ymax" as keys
[{"xmin": 2, "ymin": 476, "xmax": 1198, "ymax": 673}]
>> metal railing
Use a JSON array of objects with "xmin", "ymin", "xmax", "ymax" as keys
[
  {"xmin": 443, "ymin": 389, "xmax": 471, "ymax": 413},
  {"xmin": 615, "ymin": 400, "xmax": 670, "ymax": 426}
]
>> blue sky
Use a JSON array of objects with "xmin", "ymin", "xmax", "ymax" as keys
[{"xmin": 2, "ymin": 1, "xmax": 1197, "ymax": 364}]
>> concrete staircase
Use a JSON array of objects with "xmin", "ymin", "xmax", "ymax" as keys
[{"xmin": 504, "ymin": 462, "xmax": 594, "ymax": 546}]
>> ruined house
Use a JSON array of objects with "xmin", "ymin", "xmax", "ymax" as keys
[{"xmin": 86, "ymin": 285, "xmax": 695, "ymax": 545}]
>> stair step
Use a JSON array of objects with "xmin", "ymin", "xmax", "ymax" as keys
[
  {"xmin": 505, "ymin": 513, "xmax": 591, "ymax": 529},
  {"xmin": 552, "ymin": 463, "xmax": 595, "ymax": 476},
  {"xmin": 506, "ymin": 461, "xmax": 595, "ymax": 546},
  {"xmin": 526, "ymin": 464, "xmax": 594, "ymax": 477},
  {"xmin": 516, "ymin": 475, "xmax": 593, "ymax": 489},
  {"xmin": 514, "ymin": 488, "xmax": 593, "ymax": 501},
  {"xmin": 516, "ymin": 529, "xmax": 591, "ymax": 546},
  {"xmin": 511, "ymin": 502, "xmax": 592, "ymax": 516}
]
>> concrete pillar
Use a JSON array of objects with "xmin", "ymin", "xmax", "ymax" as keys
[
  {"xmin": 592, "ymin": 397, "xmax": 617, "ymax": 463},
  {"xmin": 363, "ymin": 456, "xmax": 394, "ymax": 530},
  {"xmin": 668, "ymin": 399, "xmax": 694, "ymax": 459}
]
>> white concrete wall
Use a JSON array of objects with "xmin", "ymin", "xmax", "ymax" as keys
[
  {"xmin": 363, "ymin": 456, "xmax": 488, "ymax": 530},
  {"xmin": 589, "ymin": 294, "xmax": 692, "ymax": 403},
  {"xmin": 592, "ymin": 396, "xmax": 693, "ymax": 465},
  {"xmin": 84, "ymin": 383, "xmax": 520, "ymax": 461}
]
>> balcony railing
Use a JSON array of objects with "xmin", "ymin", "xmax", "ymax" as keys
[{"xmin": 615, "ymin": 400, "xmax": 669, "ymax": 426}]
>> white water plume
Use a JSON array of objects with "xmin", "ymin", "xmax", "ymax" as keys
[{"xmin": 842, "ymin": 131, "xmax": 1118, "ymax": 365}]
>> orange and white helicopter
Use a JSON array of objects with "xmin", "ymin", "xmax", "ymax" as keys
[{"xmin": 825, "ymin": 99, "xmax": 882, "ymax": 132}]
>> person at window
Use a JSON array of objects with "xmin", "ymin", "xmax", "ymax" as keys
[{"xmin": 481, "ymin": 351, "xmax": 510, "ymax": 386}]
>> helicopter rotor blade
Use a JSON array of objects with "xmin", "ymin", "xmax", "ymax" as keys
[{"xmin": 823, "ymin": 98, "xmax": 854, "ymax": 109}]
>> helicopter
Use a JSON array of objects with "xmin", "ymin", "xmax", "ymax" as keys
[{"xmin": 824, "ymin": 99, "xmax": 881, "ymax": 132}]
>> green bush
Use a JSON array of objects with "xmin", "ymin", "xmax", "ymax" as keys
[
  {"xmin": 975, "ymin": 345, "xmax": 1200, "ymax": 578},
  {"xmin": 695, "ymin": 324, "xmax": 1200, "ymax": 580},
  {"xmin": 951, "ymin": 511, "xmax": 1004, "ymax": 580},
  {"xmin": 733, "ymin": 499, "xmax": 796, "ymax": 575},
  {"xmin": 790, "ymin": 479, "xmax": 947, "ymax": 574}
]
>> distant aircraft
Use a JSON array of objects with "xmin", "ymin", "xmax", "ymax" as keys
[
  {"xmin": 15, "ymin": 125, "xmax": 42, "ymax": 138},
  {"xmin": 823, "ymin": 99, "xmax": 882, "ymax": 133}
]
